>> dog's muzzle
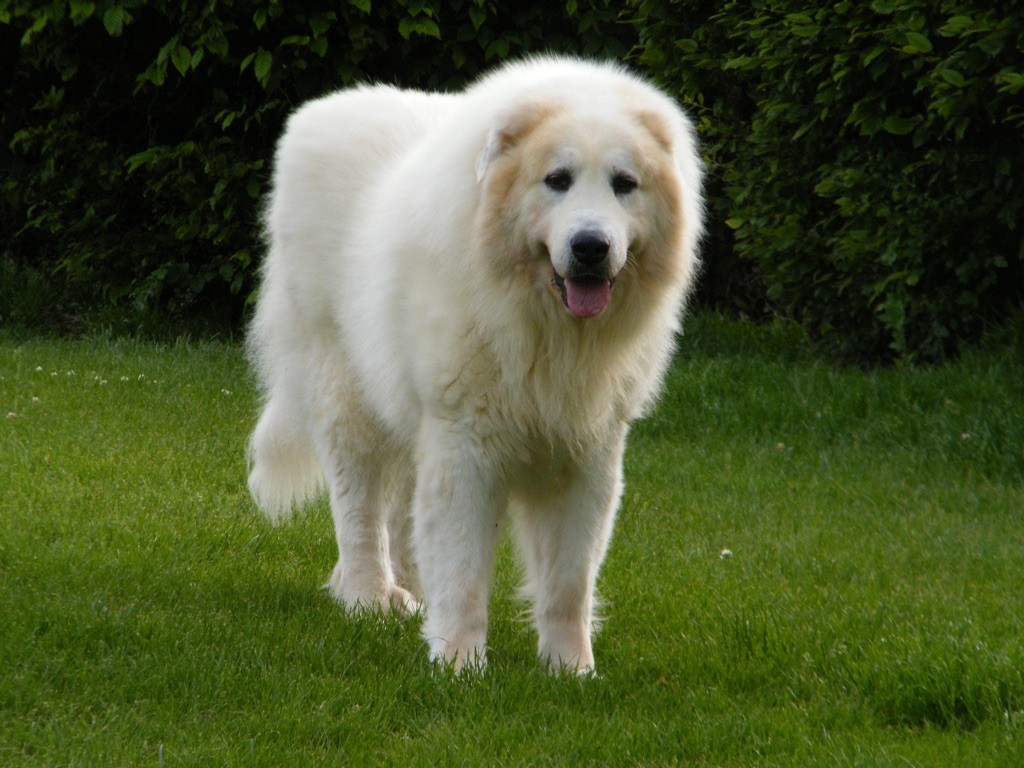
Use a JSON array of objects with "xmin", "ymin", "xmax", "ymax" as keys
[{"xmin": 551, "ymin": 230, "xmax": 618, "ymax": 318}]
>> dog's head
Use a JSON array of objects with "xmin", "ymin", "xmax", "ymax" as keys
[{"xmin": 474, "ymin": 89, "xmax": 700, "ymax": 320}]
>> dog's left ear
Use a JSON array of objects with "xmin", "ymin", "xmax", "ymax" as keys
[
  {"xmin": 636, "ymin": 109, "xmax": 675, "ymax": 156},
  {"xmin": 476, "ymin": 101, "xmax": 555, "ymax": 183},
  {"xmin": 637, "ymin": 106, "xmax": 705, "ymax": 192}
]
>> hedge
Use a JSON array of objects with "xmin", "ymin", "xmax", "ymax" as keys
[
  {"xmin": 3, "ymin": 1, "xmax": 1021, "ymax": 362},
  {"xmin": 0, "ymin": 0, "xmax": 632, "ymax": 333},
  {"xmin": 638, "ymin": 0, "xmax": 1023, "ymax": 362}
]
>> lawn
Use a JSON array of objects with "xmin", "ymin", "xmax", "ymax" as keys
[{"xmin": 1, "ymin": 318, "xmax": 1022, "ymax": 766}]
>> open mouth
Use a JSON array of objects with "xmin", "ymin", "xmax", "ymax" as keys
[{"xmin": 551, "ymin": 269, "xmax": 615, "ymax": 318}]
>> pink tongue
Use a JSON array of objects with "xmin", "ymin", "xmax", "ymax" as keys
[{"xmin": 566, "ymin": 279, "xmax": 611, "ymax": 318}]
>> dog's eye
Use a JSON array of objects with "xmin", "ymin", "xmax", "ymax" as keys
[
  {"xmin": 612, "ymin": 173, "xmax": 639, "ymax": 196},
  {"xmin": 544, "ymin": 170, "xmax": 573, "ymax": 192}
]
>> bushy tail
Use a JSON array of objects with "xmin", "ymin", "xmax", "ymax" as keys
[{"xmin": 247, "ymin": 397, "xmax": 324, "ymax": 523}]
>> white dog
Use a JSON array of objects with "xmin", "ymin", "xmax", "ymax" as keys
[{"xmin": 247, "ymin": 56, "xmax": 703, "ymax": 673}]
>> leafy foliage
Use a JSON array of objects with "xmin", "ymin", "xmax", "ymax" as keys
[
  {"xmin": 1, "ymin": 0, "xmax": 632, "ymax": 332},
  {"xmin": 638, "ymin": 0, "xmax": 1024, "ymax": 362},
  {"xmin": 5, "ymin": 1, "xmax": 1021, "ymax": 361}
]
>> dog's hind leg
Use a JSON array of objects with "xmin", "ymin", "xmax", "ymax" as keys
[
  {"xmin": 323, "ymin": 455, "xmax": 419, "ymax": 616},
  {"xmin": 314, "ymin": 355, "xmax": 419, "ymax": 617}
]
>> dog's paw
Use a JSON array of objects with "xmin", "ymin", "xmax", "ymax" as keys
[
  {"xmin": 543, "ymin": 653, "xmax": 596, "ymax": 677},
  {"xmin": 325, "ymin": 565, "xmax": 421, "ymax": 618},
  {"xmin": 427, "ymin": 638, "xmax": 488, "ymax": 675},
  {"xmin": 383, "ymin": 584, "xmax": 422, "ymax": 617}
]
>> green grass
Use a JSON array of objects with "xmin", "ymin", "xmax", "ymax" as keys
[{"xmin": 2, "ymin": 318, "xmax": 1022, "ymax": 766}]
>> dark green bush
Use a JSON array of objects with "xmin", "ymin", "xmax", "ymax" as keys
[
  {"xmin": 639, "ymin": 0, "xmax": 1023, "ymax": 363},
  {"xmin": 6, "ymin": 1, "xmax": 1021, "ymax": 361},
  {"xmin": 1, "ymin": 0, "xmax": 632, "ymax": 333}
]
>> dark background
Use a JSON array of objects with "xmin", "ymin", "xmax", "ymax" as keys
[{"xmin": 2, "ymin": 0, "xmax": 1021, "ymax": 363}]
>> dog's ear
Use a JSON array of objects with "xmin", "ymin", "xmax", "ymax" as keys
[
  {"xmin": 475, "ymin": 128, "xmax": 506, "ymax": 183},
  {"xmin": 637, "ymin": 106, "xmax": 704, "ymax": 193},
  {"xmin": 636, "ymin": 109, "xmax": 675, "ymax": 155},
  {"xmin": 476, "ymin": 101, "xmax": 556, "ymax": 183}
]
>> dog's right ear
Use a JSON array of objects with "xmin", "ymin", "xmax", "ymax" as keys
[
  {"xmin": 475, "ymin": 127, "xmax": 506, "ymax": 183},
  {"xmin": 475, "ymin": 101, "xmax": 556, "ymax": 183}
]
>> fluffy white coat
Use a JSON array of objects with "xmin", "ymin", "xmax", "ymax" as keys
[{"xmin": 248, "ymin": 56, "xmax": 703, "ymax": 673}]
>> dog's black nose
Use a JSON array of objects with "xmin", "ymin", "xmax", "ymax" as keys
[{"xmin": 570, "ymin": 231, "xmax": 610, "ymax": 267}]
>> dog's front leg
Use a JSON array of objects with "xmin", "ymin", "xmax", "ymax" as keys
[
  {"xmin": 517, "ymin": 425, "xmax": 628, "ymax": 674},
  {"xmin": 413, "ymin": 416, "xmax": 506, "ymax": 672}
]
